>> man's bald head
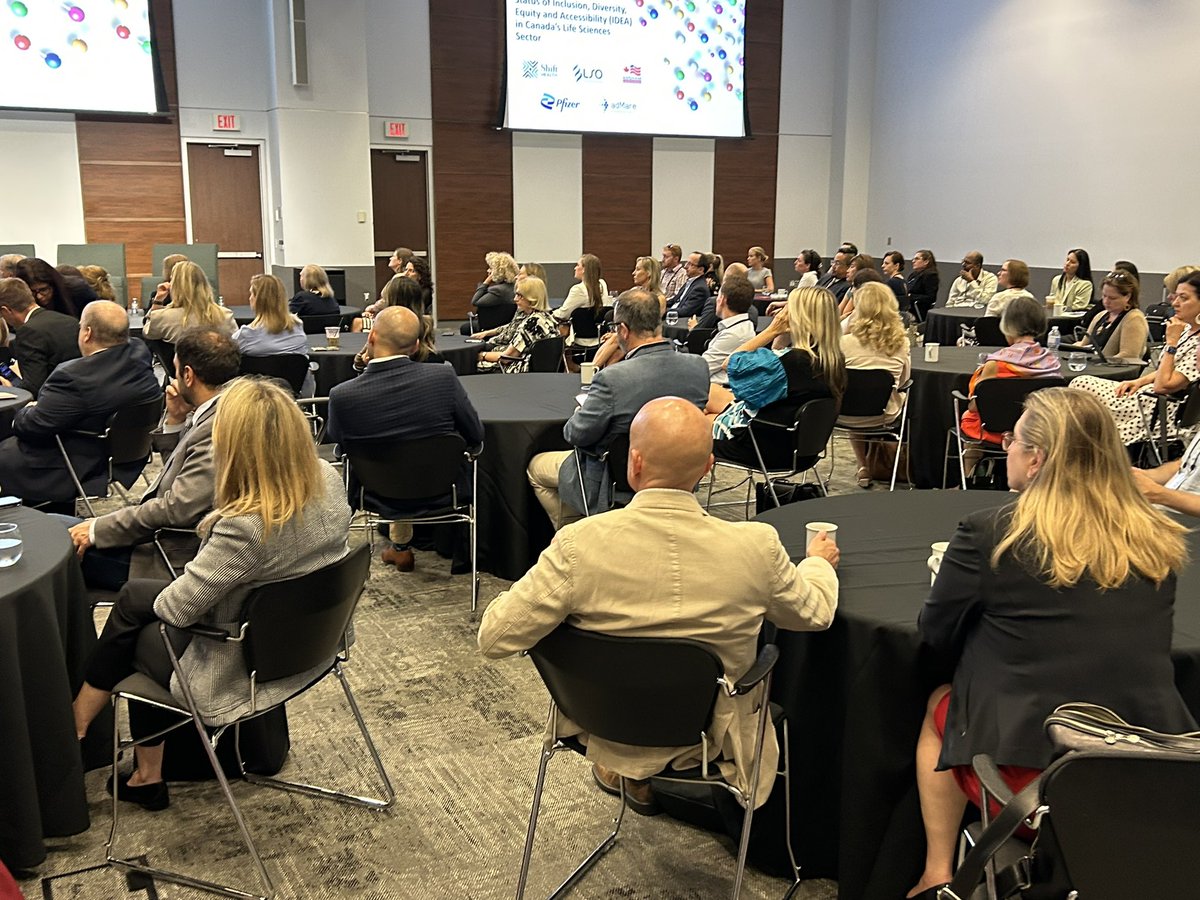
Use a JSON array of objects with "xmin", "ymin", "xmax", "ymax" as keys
[
  {"xmin": 80, "ymin": 300, "xmax": 130, "ymax": 349},
  {"xmin": 370, "ymin": 305, "xmax": 421, "ymax": 356},
  {"xmin": 627, "ymin": 397, "xmax": 714, "ymax": 492}
]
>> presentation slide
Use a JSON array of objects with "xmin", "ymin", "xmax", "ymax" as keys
[
  {"xmin": 1, "ymin": 0, "xmax": 160, "ymax": 115},
  {"xmin": 505, "ymin": 0, "xmax": 746, "ymax": 138}
]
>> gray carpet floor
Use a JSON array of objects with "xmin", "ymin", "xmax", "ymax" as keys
[{"xmin": 19, "ymin": 434, "xmax": 889, "ymax": 899}]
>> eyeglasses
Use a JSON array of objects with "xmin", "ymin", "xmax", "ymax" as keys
[
  {"xmin": 30, "ymin": 284, "xmax": 52, "ymax": 298},
  {"xmin": 1001, "ymin": 432, "xmax": 1032, "ymax": 451}
]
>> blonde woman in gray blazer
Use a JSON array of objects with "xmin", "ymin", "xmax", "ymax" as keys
[{"xmin": 73, "ymin": 378, "xmax": 351, "ymax": 810}]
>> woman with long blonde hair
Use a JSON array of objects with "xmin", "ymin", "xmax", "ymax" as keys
[
  {"xmin": 143, "ymin": 261, "xmax": 235, "ymax": 342},
  {"xmin": 907, "ymin": 387, "xmax": 1194, "ymax": 899},
  {"xmin": 71, "ymin": 378, "xmax": 350, "ymax": 810},
  {"xmin": 78, "ymin": 264, "xmax": 117, "ymax": 303},
  {"xmin": 235, "ymin": 274, "xmax": 314, "ymax": 394}
]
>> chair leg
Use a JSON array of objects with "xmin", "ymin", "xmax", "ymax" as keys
[
  {"xmin": 238, "ymin": 664, "xmax": 395, "ymax": 810},
  {"xmin": 470, "ymin": 505, "xmax": 479, "ymax": 615},
  {"xmin": 779, "ymin": 719, "xmax": 802, "ymax": 898}
]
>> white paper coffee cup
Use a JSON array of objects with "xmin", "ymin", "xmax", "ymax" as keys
[
  {"xmin": 580, "ymin": 362, "xmax": 597, "ymax": 385},
  {"xmin": 806, "ymin": 521, "xmax": 838, "ymax": 546},
  {"xmin": 929, "ymin": 540, "xmax": 950, "ymax": 583}
]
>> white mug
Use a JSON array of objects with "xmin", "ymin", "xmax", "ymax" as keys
[
  {"xmin": 580, "ymin": 362, "xmax": 597, "ymax": 385},
  {"xmin": 806, "ymin": 521, "xmax": 838, "ymax": 546},
  {"xmin": 928, "ymin": 540, "xmax": 950, "ymax": 584},
  {"xmin": 924, "ymin": 343, "xmax": 940, "ymax": 362}
]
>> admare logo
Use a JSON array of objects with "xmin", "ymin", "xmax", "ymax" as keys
[{"xmin": 540, "ymin": 93, "xmax": 581, "ymax": 112}]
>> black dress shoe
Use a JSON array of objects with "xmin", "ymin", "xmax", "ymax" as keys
[{"xmin": 106, "ymin": 772, "xmax": 170, "ymax": 811}]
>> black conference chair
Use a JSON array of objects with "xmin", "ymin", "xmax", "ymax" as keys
[
  {"xmin": 299, "ymin": 313, "xmax": 342, "ymax": 335},
  {"xmin": 833, "ymin": 369, "xmax": 913, "ymax": 490},
  {"xmin": 1134, "ymin": 378, "xmax": 1200, "ymax": 466},
  {"xmin": 474, "ymin": 301, "xmax": 517, "ymax": 332},
  {"xmin": 945, "ymin": 377, "xmax": 1067, "ymax": 489},
  {"xmin": 571, "ymin": 432, "xmax": 631, "ymax": 517},
  {"xmin": 515, "ymin": 624, "xmax": 799, "ymax": 900},
  {"xmin": 706, "ymin": 397, "xmax": 840, "ymax": 516},
  {"xmin": 143, "ymin": 337, "xmax": 176, "ymax": 378},
  {"xmin": 107, "ymin": 543, "xmax": 394, "ymax": 900},
  {"xmin": 972, "ymin": 316, "xmax": 1006, "ymax": 347},
  {"xmin": 686, "ymin": 326, "xmax": 715, "ymax": 355},
  {"xmin": 565, "ymin": 307, "xmax": 605, "ymax": 364},
  {"xmin": 55, "ymin": 394, "xmax": 165, "ymax": 516},
  {"xmin": 239, "ymin": 353, "xmax": 310, "ymax": 396},
  {"xmin": 527, "ymin": 336, "xmax": 565, "ymax": 373},
  {"xmin": 341, "ymin": 433, "xmax": 481, "ymax": 611}
]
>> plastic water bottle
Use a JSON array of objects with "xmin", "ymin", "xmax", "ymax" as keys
[
  {"xmin": 1047, "ymin": 326, "xmax": 1061, "ymax": 351},
  {"xmin": 218, "ymin": 295, "xmax": 225, "ymax": 307},
  {"xmin": 128, "ymin": 299, "xmax": 143, "ymax": 328}
]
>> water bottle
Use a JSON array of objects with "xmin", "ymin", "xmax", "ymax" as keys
[
  {"xmin": 128, "ymin": 299, "xmax": 143, "ymax": 328},
  {"xmin": 1047, "ymin": 326, "xmax": 1061, "ymax": 351},
  {"xmin": 218, "ymin": 295, "xmax": 225, "ymax": 307}
]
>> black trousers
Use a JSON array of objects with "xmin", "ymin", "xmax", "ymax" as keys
[{"xmin": 86, "ymin": 578, "xmax": 193, "ymax": 745}]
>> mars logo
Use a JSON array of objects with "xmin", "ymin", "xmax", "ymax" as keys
[
  {"xmin": 540, "ymin": 94, "xmax": 580, "ymax": 112},
  {"xmin": 572, "ymin": 65, "xmax": 603, "ymax": 82},
  {"xmin": 622, "ymin": 64, "xmax": 641, "ymax": 84}
]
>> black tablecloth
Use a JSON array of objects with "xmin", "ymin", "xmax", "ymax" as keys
[
  {"xmin": 906, "ymin": 347, "xmax": 1141, "ymax": 488},
  {"xmin": 461, "ymin": 373, "xmax": 580, "ymax": 580},
  {"xmin": 0, "ymin": 507, "xmax": 102, "ymax": 870},
  {"xmin": 0, "ymin": 387, "xmax": 31, "ymax": 414},
  {"xmin": 925, "ymin": 306, "xmax": 1088, "ymax": 346},
  {"xmin": 307, "ymin": 333, "xmax": 482, "ymax": 394},
  {"xmin": 230, "ymin": 304, "xmax": 357, "ymax": 326},
  {"xmin": 756, "ymin": 492, "xmax": 1200, "ymax": 900}
]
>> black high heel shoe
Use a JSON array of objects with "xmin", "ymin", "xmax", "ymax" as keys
[{"xmin": 106, "ymin": 771, "xmax": 170, "ymax": 811}]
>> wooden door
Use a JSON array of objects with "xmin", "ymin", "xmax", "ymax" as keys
[
  {"xmin": 371, "ymin": 149, "xmax": 430, "ymax": 295},
  {"xmin": 186, "ymin": 144, "xmax": 265, "ymax": 305}
]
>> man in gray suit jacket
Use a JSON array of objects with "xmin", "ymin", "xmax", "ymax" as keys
[
  {"xmin": 527, "ymin": 288, "xmax": 709, "ymax": 527},
  {"xmin": 68, "ymin": 328, "xmax": 241, "ymax": 589}
]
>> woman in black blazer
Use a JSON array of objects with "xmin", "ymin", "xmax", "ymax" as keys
[
  {"xmin": 905, "ymin": 249, "xmax": 940, "ymax": 321},
  {"xmin": 906, "ymin": 387, "xmax": 1195, "ymax": 900}
]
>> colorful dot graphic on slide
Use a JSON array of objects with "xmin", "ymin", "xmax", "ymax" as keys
[
  {"xmin": 653, "ymin": 0, "xmax": 743, "ymax": 114},
  {"xmin": 13, "ymin": 33, "xmax": 29, "ymax": 49},
  {"xmin": 115, "ymin": 23, "xmax": 129, "ymax": 37},
  {"xmin": 67, "ymin": 5, "xmax": 85, "ymax": 22},
  {"xmin": 9, "ymin": 1, "xmax": 27, "ymax": 16},
  {"xmin": 43, "ymin": 50, "xmax": 60, "ymax": 67}
]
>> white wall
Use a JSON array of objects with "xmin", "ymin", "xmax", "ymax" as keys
[
  {"xmin": 866, "ymin": 0, "xmax": 1200, "ymax": 271},
  {"xmin": 651, "ymin": 138, "xmax": 716, "ymax": 255},
  {"xmin": 512, "ymin": 133, "xmax": 582, "ymax": 263},
  {"xmin": 0, "ymin": 115, "xmax": 85, "ymax": 261}
]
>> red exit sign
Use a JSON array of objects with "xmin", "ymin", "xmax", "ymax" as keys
[
  {"xmin": 384, "ymin": 120, "xmax": 408, "ymax": 139},
  {"xmin": 213, "ymin": 114, "xmax": 241, "ymax": 132}
]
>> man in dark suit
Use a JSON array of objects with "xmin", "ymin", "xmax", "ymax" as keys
[
  {"xmin": 0, "ymin": 300, "xmax": 161, "ymax": 506},
  {"xmin": 527, "ymin": 287, "xmax": 710, "ymax": 527},
  {"xmin": 327, "ymin": 305, "xmax": 484, "ymax": 570},
  {"xmin": 0, "ymin": 277, "xmax": 82, "ymax": 395},
  {"xmin": 67, "ymin": 327, "xmax": 241, "ymax": 590},
  {"xmin": 816, "ymin": 249, "xmax": 852, "ymax": 301},
  {"xmin": 664, "ymin": 251, "xmax": 713, "ymax": 320}
]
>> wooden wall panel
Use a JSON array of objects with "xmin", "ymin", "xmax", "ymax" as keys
[
  {"xmin": 75, "ymin": 0, "xmax": 184, "ymax": 299},
  {"xmin": 582, "ymin": 135, "xmax": 652, "ymax": 294},
  {"xmin": 713, "ymin": 0, "xmax": 783, "ymax": 275},
  {"xmin": 430, "ymin": 1, "xmax": 512, "ymax": 319}
]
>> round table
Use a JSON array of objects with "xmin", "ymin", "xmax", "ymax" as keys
[
  {"xmin": 461, "ymin": 373, "xmax": 581, "ymax": 580},
  {"xmin": 0, "ymin": 386, "xmax": 32, "ymax": 414},
  {"xmin": 905, "ymin": 346, "xmax": 1142, "ymax": 489},
  {"xmin": 755, "ymin": 491, "xmax": 1200, "ymax": 900},
  {"xmin": 307, "ymin": 333, "xmax": 483, "ymax": 394},
  {"xmin": 925, "ymin": 306, "xmax": 1088, "ymax": 346},
  {"xmin": 0, "ymin": 507, "xmax": 101, "ymax": 870},
  {"xmin": 229, "ymin": 304, "xmax": 358, "ymax": 326}
]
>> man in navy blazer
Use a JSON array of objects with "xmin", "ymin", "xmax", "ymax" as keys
[
  {"xmin": 664, "ymin": 251, "xmax": 713, "ymax": 320},
  {"xmin": 527, "ymin": 287, "xmax": 709, "ymax": 527},
  {"xmin": 0, "ymin": 300, "xmax": 161, "ymax": 505},
  {"xmin": 327, "ymin": 305, "xmax": 483, "ymax": 570},
  {"xmin": 0, "ymin": 277, "xmax": 82, "ymax": 396}
]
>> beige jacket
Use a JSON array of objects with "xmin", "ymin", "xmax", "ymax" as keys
[{"xmin": 478, "ymin": 488, "xmax": 838, "ymax": 805}]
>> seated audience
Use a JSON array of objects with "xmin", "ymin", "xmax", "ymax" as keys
[
  {"xmin": 236, "ymin": 273, "xmax": 314, "ymax": 395},
  {"xmin": 527, "ymin": 288, "xmax": 708, "ymax": 527},
  {"xmin": 0, "ymin": 253, "xmax": 25, "ymax": 277},
  {"xmin": 475, "ymin": 275, "xmax": 558, "ymax": 374},
  {"xmin": 1072, "ymin": 270, "xmax": 1200, "ymax": 446},
  {"xmin": 816, "ymin": 248, "xmax": 852, "ymax": 302},
  {"xmin": 881, "ymin": 250, "xmax": 910, "ymax": 310},
  {"xmin": 16, "ymin": 257, "xmax": 82, "ymax": 318},
  {"xmin": 460, "ymin": 251, "xmax": 519, "ymax": 334},
  {"xmin": 0, "ymin": 277, "xmax": 82, "ymax": 395},
  {"xmin": 1067, "ymin": 270, "xmax": 1147, "ymax": 363},
  {"xmin": 402, "ymin": 256, "xmax": 434, "ymax": 314},
  {"xmin": 659, "ymin": 244, "xmax": 687, "ymax": 299},
  {"xmin": 149, "ymin": 253, "xmax": 190, "ymax": 309},
  {"xmin": 664, "ymin": 251, "xmax": 712, "ymax": 320},
  {"xmin": 906, "ymin": 249, "xmax": 940, "ymax": 320},
  {"xmin": 704, "ymin": 253, "xmax": 726, "ymax": 295},
  {"xmin": 354, "ymin": 274, "xmax": 425, "ymax": 332},
  {"xmin": 693, "ymin": 262, "xmax": 749, "ymax": 329},
  {"xmin": 908, "ymin": 387, "xmax": 1195, "ymax": 899},
  {"xmin": 793, "ymin": 250, "xmax": 821, "ymax": 290},
  {"xmin": 554, "ymin": 253, "xmax": 610, "ymax": 350},
  {"xmin": 289, "ymin": 263, "xmax": 341, "ymax": 317},
  {"xmin": 708, "ymin": 285, "xmax": 846, "ymax": 469},
  {"xmin": 702, "ymin": 275, "xmax": 757, "ymax": 385},
  {"xmin": 482, "ymin": 397, "xmax": 839, "ymax": 812},
  {"xmin": 746, "ymin": 246, "xmax": 774, "ymax": 292},
  {"xmin": 1132, "ymin": 425, "xmax": 1200, "ymax": 516},
  {"xmin": 68, "ymin": 328, "xmax": 240, "ymax": 589},
  {"xmin": 328, "ymin": 306, "xmax": 483, "ymax": 572},
  {"xmin": 591, "ymin": 256, "xmax": 666, "ymax": 369},
  {"xmin": 387, "ymin": 246, "xmax": 414, "ymax": 275},
  {"xmin": 56, "ymin": 264, "xmax": 101, "ymax": 311},
  {"xmin": 518, "ymin": 261, "xmax": 547, "ymax": 283},
  {"xmin": 0, "ymin": 301, "xmax": 160, "ymax": 505},
  {"xmin": 839, "ymin": 282, "xmax": 912, "ymax": 488},
  {"xmin": 1113, "ymin": 258, "xmax": 1140, "ymax": 281},
  {"xmin": 839, "ymin": 267, "xmax": 887, "ymax": 330},
  {"xmin": 1049, "ymin": 248, "xmax": 1094, "ymax": 311},
  {"xmin": 78, "ymin": 265, "xmax": 117, "ymax": 303},
  {"xmin": 71, "ymin": 378, "xmax": 351, "ymax": 810},
  {"xmin": 985, "ymin": 258, "xmax": 1035, "ymax": 316},
  {"xmin": 945, "ymin": 251, "xmax": 998, "ymax": 308},
  {"xmin": 959, "ymin": 297, "xmax": 1060, "ymax": 447},
  {"xmin": 144, "ymin": 261, "xmax": 236, "ymax": 343}
]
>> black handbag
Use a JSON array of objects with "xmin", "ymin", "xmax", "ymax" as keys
[{"xmin": 753, "ymin": 480, "xmax": 822, "ymax": 515}]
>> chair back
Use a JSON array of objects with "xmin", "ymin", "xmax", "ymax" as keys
[
  {"xmin": 568, "ymin": 306, "xmax": 603, "ymax": 341},
  {"xmin": 973, "ymin": 377, "xmax": 1067, "ymax": 435},
  {"xmin": 239, "ymin": 354, "xmax": 309, "ymax": 396},
  {"xmin": 839, "ymin": 368, "xmax": 895, "ymax": 418},
  {"xmin": 1175, "ymin": 379, "xmax": 1200, "ymax": 431},
  {"xmin": 686, "ymin": 327, "xmax": 714, "ymax": 355},
  {"xmin": 241, "ymin": 543, "xmax": 371, "ymax": 684},
  {"xmin": 476, "ymin": 301, "xmax": 517, "ymax": 331},
  {"xmin": 153, "ymin": 243, "xmax": 219, "ymax": 296},
  {"xmin": 343, "ymin": 433, "xmax": 468, "ymax": 503},
  {"xmin": 529, "ymin": 624, "xmax": 722, "ymax": 748},
  {"xmin": 973, "ymin": 316, "xmax": 1006, "ymax": 346},
  {"xmin": 301, "ymin": 313, "xmax": 342, "ymax": 335},
  {"xmin": 606, "ymin": 432, "xmax": 632, "ymax": 496},
  {"xmin": 1037, "ymin": 751, "xmax": 1200, "ymax": 899},
  {"xmin": 144, "ymin": 337, "xmax": 176, "ymax": 374},
  {"xmin": 528, "ymin": 336, "xmax": 565, "ymax": 373},
  {"xmin": 108, "ymin": 395, "xmax": 166, "ymax": 468}
]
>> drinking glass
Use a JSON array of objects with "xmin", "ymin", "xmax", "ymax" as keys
[
  {"xmin": 324, "ymin": 326, "xmax": 341, "ymax": 349},
  {"xmin": 1068, "ymin": 352, "xmax": 1087, "ymax": 373},
  {"xmin": 0, "ymin": 523, "xmax": 22, "ymax": 568},
  {"xmin": 665, "ymin": 311, "xmax": 679, "ymax": 327}
]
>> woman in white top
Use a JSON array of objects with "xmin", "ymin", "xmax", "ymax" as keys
[
  {"xmin": 746, "ymin": 246, "xmax": 774, "ymax": 292},
  {"xmin": 794, "ymin": 250, "xmax": 821, "ymax": 290},
  {"xmin": 553, "ymin": 253, "xmax": 610, "ymax": 348},
  {"xmin": 985, "ymin": 259, "xmax": 1035, "ymax": 317},
  {"xmin": 1048, "ymin": 248, "xmax": 1094, "ymax": 312},
  {"xmin": 143, "ymin": 261, "xmax": 236, "ymax": 343}
]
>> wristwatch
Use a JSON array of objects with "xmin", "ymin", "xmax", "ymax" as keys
[{"xmin": 1166, "ymin": 345, "xmax": 1179, "ymax": 355}]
